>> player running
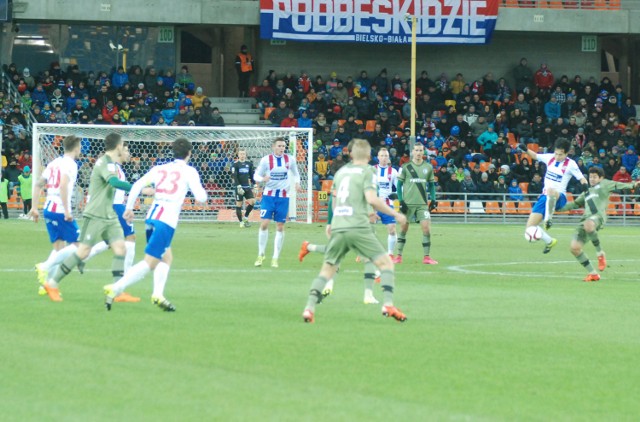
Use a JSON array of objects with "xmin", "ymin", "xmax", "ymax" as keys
[
  {"xmin": 374, "ymin": 147, "xmax": 399, "ymax": 258},
  {"xmin": 558, "ymin": 166, "xmax": 640, "ymax": 281},
  {"xmin": 301, "ymin": 139, "xmax": 408, "ymax": 323},
  {"xmin": 78, "ymin": 145, "xmax": 146, "ymax": 302},
  {"xmin": 104, "ymin": 138, "xmax": 207, "ymax": 311},
  {"xmin": 253, "ymin": 137, "xmax": 300, "ymax": 268},
  {"xmin": 518, "ymin": 138, "xmax": 588, "ymax": 253},
  {"xmin": 232, "ymin": 149, "xmax": 256, "ymax": 227},
  {"xmin": 394, "ymin": 142, "xmax": 438, "ymax": 264},
  {"xmin": 30, "ymin": 135, "xmax": 82, "ymax": 295},
  {"xmin": 39, "ymin": 133, "xmax": 134, "ymax": 302}
]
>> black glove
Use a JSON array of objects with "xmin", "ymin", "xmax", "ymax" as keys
[
  {"xmin": 429, "ymin": 200, "xmax": 437, "ymax": 212},
  {"xmin": 516, "ymin": 143, "xmax": 528, "ymax": 153},
  {"xmin": 388, "ymin": 193, "xmax": 398, "ymax": 201},
  {"xmin": 400, "ymin": 200, "xmax": 408, "ymax": 214}
]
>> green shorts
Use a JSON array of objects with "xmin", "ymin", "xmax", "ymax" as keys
[
  {"xmin": 79, "ymin": 216, "xmax": 124, "ymax": 247},
  {"xmin": 324, "ymin": 228, "xmax": 387, "ymax": 266},
  {"xmin": 406, "ymin": 204, "xmax": 431, "ymax": 222},
  {"xmin": 573, "ymin": 215, "xmax": 604, "ymax": 244}
]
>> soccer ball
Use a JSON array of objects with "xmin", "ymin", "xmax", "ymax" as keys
[{"xmin": 524, "ymin": 226, "xmax": 542, "ymax": 242}]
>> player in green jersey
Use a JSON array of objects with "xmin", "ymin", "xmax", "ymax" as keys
[
  {"xmin": 394, "ymin": 143, "xmax": 438, "ymax": 264},
  {"xmin": 559, "ymin": 166, "xmax": 640, "ymax": 282},
  {"xmin": 42, "ymin": 133, "xmax": 134, "ymax": 301},
  {"xmin": 302, "ymin": 139, "xmax": 408, "ymax": 323}
]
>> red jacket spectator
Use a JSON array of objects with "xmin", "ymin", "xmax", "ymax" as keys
[
  {"xmin": 613, "ymin": 167, "xmax": 632, "ymax": 183},
  {"xmin": 534, "ymin": 63, "xmax": 555, "ymax": 91},
  {"xmin": 102, "ymin": 102, "xmax": 119, "ymax": 123}
]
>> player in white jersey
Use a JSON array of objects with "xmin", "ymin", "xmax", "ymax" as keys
[
  {"xmin": 518, "ymin": 138, "xmax": 587, "ymax": 253},
  {"xmin": 374, "ymin": 148, "xmax": 399, "ymax": 257},
  {"xmin": 104, "ymin": 138, "xmax": 207, "ymax": 311},
  {"xmin": 78, "ymin": 145, "xmax": 141, "ymax": 303},
  {"xmin": 30, "ymin": 135, "xmax": 82, "ymax": 294},
  {"xmin": 253, "ymin": 137, "xmax": 300, "ymax": 268}
]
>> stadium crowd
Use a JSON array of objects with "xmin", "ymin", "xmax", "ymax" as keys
[{"xmin": 2, "ymin": 58, "xmax": 640, "ymax": 214}]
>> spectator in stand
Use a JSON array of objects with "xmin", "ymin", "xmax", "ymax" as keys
[
  {"xmin": 482, "ymin": 72, "xmax": 498, "ymax": 101},
  {"xmin": 298, "ymin": 110, "xmax": 312, "ymax": 128},
  {"xmin": 173, "ymin": 106, "xmax": 190, "ymax": 126},
  {"xmin": 161, "ymin": 99, "xmax": 177, "ymax": 125},
  {"xmin": 612, "ymin": 165, "xmax": 633, "ymax": 195},
  {"xmin": 513, "ymin": 93, "xmax": 531, "ymax": 116},
  {"xmin": 177, "ymin": 66, "xmax": 194, "ymax": 92},
  {"xmin": 508, "ymin": 178, "xmax": 524, "ymax": 207},
  {"xmin": 190, "ymin": 87, "xmax": 206, "ymax": 110},
  {"xmin": 332, "ymin": 80, "xmax": 348, "ymax": 106},
  {"xmin": 477, "ymin": 172, "xmax": 494, "ymax": 206},
  {"xmin": 477, "ymin": 124, "xmax": 498, "ymax": 157},
  {"xmin": 620, "ymin": 97, "xmax": 636, "ymax": 124},
  {"xmin": 269, "ymin": 100, "xmax": 291, "ymax": 127},
  {"xmin": 131, "ymin": 97, "xmax": 151, "ymax": 123},
  {"xmin": 313, "ymin": 153, "xmax": 330, "ymax": 190},
  {"xmin": 621, "ymin": 146, "xmax": 638, "ymax": 172},
  {"xmin": 111, "ymin": 66, "xmax": 129, "ymax": 89},
  {"xmin": 534, "ymin": 63, "xmax": 554, "ymax": 98},
  {"xmin": 460, "ymin": 170, "xmax": 478, "ymax": 200},
  {"xmin": 513, "ymin": 57, "xmax": 533, "ymax": 94},
  {"xmin": 450, "ymin": 73, "xmax": 465, "ymax": 97},
  {"xmin": 544, "ymin": 96, "xmax": 561, "ymax": 123},
  {"xmin": 631, "ymin": 161, "xmax": 640, "ymax": 181},
  {"xmin": 255, "ymin": 79, "xmax": 274, "ymax": 114},
  {"xmin": 280, "ymin": 110, "xmax": 298, "ymax": 128},
  {"xmin": 493, "ymin": 174, "xmax": 509, "ymax": 204},
  {"xmin": 496, "ymin": 78, "xmax": 512, "ymax": 103},
  {"xmin": 209, "ymin": 107, "xmax": 225, "ymax": 127},
  {"xmin": 603, "ymin": 156, "xmax": 620, "ymax": 179},
  {"xmin": 329, "ymin": 153, "xmax": 346, "ymax": 175}
]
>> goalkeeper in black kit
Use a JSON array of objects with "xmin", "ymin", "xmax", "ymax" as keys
[{"xmin": 232, "ymin": 149, "xmax": 256, "ymax": 227}]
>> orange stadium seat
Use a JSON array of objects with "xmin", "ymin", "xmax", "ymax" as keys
[
  {"xmin": 365, "ymin": 120, "xmax": 377, "ymax": 132},
  {"xmin": 484, "ymin": 201, "xmax": 502, "ymax": 214}
]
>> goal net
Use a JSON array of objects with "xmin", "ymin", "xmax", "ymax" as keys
[{"xmin": 31, "ymin": 124, "xmax": 314, "ymax": 223}]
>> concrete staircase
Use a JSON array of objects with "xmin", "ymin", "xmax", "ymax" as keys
[{"xmin": 207, "ymin": 97, "xmax": 271, "ymax": 126}]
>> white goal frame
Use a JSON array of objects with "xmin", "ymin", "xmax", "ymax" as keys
[{"xmin": 31, "ymin": 123, "xmax": 314, "ymax": 223}]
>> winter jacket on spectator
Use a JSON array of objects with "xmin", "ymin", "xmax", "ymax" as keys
[
  {"xmin": 544, "ymin": 98, "xmax": 561, "ymax": 121},
  {"xmin": 621, "ymin": 147, "xmax": 639, "ymax": 172}
]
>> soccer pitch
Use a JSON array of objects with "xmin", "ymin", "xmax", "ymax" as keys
[{"xmin": 2, "ymin": 220, "xmax": 639, "ymax": 420}]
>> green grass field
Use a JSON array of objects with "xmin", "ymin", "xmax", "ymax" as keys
[{"xmin": 2, "ymin": 219, "xmax": 639, "ymax": 421}]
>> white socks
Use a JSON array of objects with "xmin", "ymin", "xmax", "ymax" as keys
[
  {"xmin": 86, "ymin": 241, "xmax": 109, "ymax": 262},
  {"xmin": 539, "ymin": 227, "xmax": 553, "ymax": 244},
  {"xmin": 388, "ymin": 234, "xmax": 397, "ymax": 255},
  {"xmin": 274, "ymin": 231, "xmax": 284, "ymax": 259},
  {"xmin": 112, "ymin": 261, "xmax": 150, "ymax": 295},
  {"xmin": 258, "ymin": 229, "xmax": 268, "ymax": 256},
  {"xmin": 44, "ymin": 244, "xmax": 78, "ymax": 270},
  {"xmin": 152, "ymin": 262, "xmax": 170, "ymax": 298},
  {"xmin": 124, "ymin": 241, "xmax": 136, "ymax": 273}
]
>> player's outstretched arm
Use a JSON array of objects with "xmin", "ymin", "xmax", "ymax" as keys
[{"xmin": 189, "ymin": 169, "xmax": 208, "ymax": 204}]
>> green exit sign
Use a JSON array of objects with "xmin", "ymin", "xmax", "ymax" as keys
[{"xmin": 582, "ymin": 36, "xmax": 597, "ymax": 52}]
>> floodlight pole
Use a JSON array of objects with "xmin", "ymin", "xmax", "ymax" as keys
[{"xmin": 409, "ymin": 15, "xmax": 417, "ymax": 149}]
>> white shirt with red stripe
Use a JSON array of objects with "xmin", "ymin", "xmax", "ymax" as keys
[
  {"xmin": 374, "ymin": 164, "xmax": 398, "ymax": 204},
  {"xmin": 42, "ymin": 155, "xmax": 78, "ymax": 214},
  {"xmin": 113, "ymin": 163, "xmax": 127, "ymax": 205},
  {"xmin": 536, "ymin": 153, "xmax": 584, "ymax": 194},
  {"xmin": 127, "ymin": 159, "xmax": 207, "ymax": 229},
  {"xmin": 255, "ymin": 153, "xmax": 300, "ymax": 198}
]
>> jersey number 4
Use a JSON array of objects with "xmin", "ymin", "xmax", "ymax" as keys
[
  {"xmin": 156, "ymin": 170, "xmax": 181, "ymax": 194},
  {"xmin": 337, "ymin": 176, "xmax": 350, "ymax": 203}
]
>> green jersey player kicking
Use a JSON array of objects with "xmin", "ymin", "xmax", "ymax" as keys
[
  {"xmin": 301, "ymin": 139, "xmax": 407, "ymax": 323},
  {"xmin": 559, "ymin": 166, "xmax": 640, "ymax": 282}
]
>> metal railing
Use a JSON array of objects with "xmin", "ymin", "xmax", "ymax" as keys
[
  {"xmin": 1, "ymin": 71, "xmax": 36, "ymax": 136},
  {"xmin": 430, "ymin": 191, "xmax": 640, "ymax": 226},
  {"xmin": 500, "ymin": 0, "xmax": 621, "ymax": 10}
]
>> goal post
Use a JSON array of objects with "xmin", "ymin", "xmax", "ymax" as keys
[{"xmin": 31, "ymin": 123, "xmax": 314, "ymax": 223}]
